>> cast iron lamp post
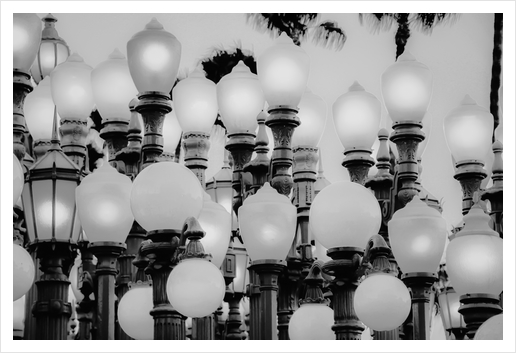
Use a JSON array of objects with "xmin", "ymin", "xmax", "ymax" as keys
[
  {"xmin": 481, "ymin": 140, "xmax": 503, "ymax": 237},
  {"xmin": 445, "ymin": 203, "xmax": 503, "ymax": 339},
  {"xmin": 309, "ymin": 180, "xmax": 382, "ymax": 339},
  {"xmin": 388, "ymin": 197, "xmax": 448, "ymax": 340}
]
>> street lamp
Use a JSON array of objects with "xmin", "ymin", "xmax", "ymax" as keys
[
  {"xmin": 333, "ymin": 81, "xmax": 381, "ymax": 184},
  {"xmin": 13, "ymin": 244, "xmax": 35, "ymax": 302},
  {"xmin": 13, "ymin": 13, "xmax": 42, "ymax": 160},
  {"xmin": 445, "ymin": 204, "xmax": 503, "ymax": 339},
  {"xmin": 437, "ymin": 286, "xmax": 467, "ymax": 340},
  {"xmin": 443, "ymin": 95, "xmax": 493, "ymax": 215},
  {"xmin": 117, "ymin": 282, "xmax": 154, "ymax": 340},
  {"xmin": 473, "ymin": 314, "xmax": 503, "ymax": 340},
  {"xmin": 13, "ymin": 155, "xmax": 24, "ymax": 206}
]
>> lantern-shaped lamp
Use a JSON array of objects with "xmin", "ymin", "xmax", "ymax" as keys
[
  {"xmin": 13, "ymin": 13, "xmax": 42, "ymax": 73},
  {"xmin": 76, "ymin": 162, "xmax": 134, "ymax": 244},
  {"xmin": 257, "ymin": 32, "xmax": 310, "ymax": 108},
  {"xmin": 30, "ymin": 14, "xmax": 70, "ymax": 84},
  {"xmin": 381, "ymin": 51, "xmax": 433, "ymax": 123},
  {"xmin": 333, "ymin": 81, "xmax": 381, "ymax": 151},
  {"xmin": 206, "ymin": 153, "xmax": 233, "ymax": 215},
  {"xmin": 438, "ymin": 286, "xmax": 467, "ymax": 339},
  {"xmin": 292, "ymin": 88, "xmax": 327, "ymax": 148},
  {"xmin": 238, "ymin": 183, "xmax": 297, "ymax": 261},
  {"xmin": 231, "ymin": 236, "xmax": 250, "ymax": 295},
  {"xmin": 172, "ymin": 67, "xmax": 218, "ymax": 134},
  {"xmin": 127, "ymin": 17, "xmax": 181, "ymax": 94},
  {"xmin": 217, "ymin": 60, "xmax": 265, "ymax": 134}
]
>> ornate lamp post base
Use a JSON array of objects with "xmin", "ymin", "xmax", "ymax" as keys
[
  {"xmin": 225, "ymin": 132, "xmax": 255, "ymax": 213},
  {"xmin": 13, "ymin": 70, "xmax": 33, "ymax": 161},
  {"xmin": 458, "ymin": 293, "xmax": 503, "ymax": 339},
  {"xmin": 401, "ymin": 272, "xmax": 436, "ymax": 340},
  {"xmin": 342, "ymin": 149, "xmax": 375, "ymax": 185},
  {"xmin": 183, "ymin": 131, "xmax": 210, "ymax": 188},
  {"xmin": 454, "ymin": 160, "xmax": 487, "ymax": 215}
]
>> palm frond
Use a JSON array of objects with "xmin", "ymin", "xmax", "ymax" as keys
[
  {"xmin": 410, "ymin": 13, "xmax": 461, "ymax": 34},
  {"xmin": 199, "ymin": 43, "xmax": 256, "ymax": 84},
  {"xmin": 246, "ymin": 13, "xmax": 319, "ymax": 43},
  {"xmin": 310, "ymin": 21, "xmax": 347, "ymax": 51},
  {"xmin": 359, "ymin": 13, "xmax": 398, "ymax": 34}
]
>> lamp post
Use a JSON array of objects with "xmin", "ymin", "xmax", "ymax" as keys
[
  {"xmin": 239, "ymin": 183, "xmax": 297, "ymax": 339},
  {"xmin": 443, "ymin": 95, "xmax": 493, "ymax": 215},
  {"xmin": 481, "ymin": 141, "xmax": 503, "ymax": 237},
  {"xmin": 21, "ymin": 115, "xmax": 81, "ymax": 340},
  {"xmin": 445, "ymin": 204, "xmax": 503, "ymax": 339},
  {"xmin": 310, "ymin": 181, "xmax": 382, "ymax": 339},
  {"xmin": 131, "ymin": 162, "xmax": 204, "ymax": 339},
  {"xmin": 333, "ymin": 81, "xmax": 381, "ymax": 185},
  {"xmin": 127, "ymin": 17, "xmax": 181, "ymax": 168},
  {"xmin": 437, "ymin": 286, "xmax": 467, "ymax": 340}
]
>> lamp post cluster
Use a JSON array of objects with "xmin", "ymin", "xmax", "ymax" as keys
[{"xmin": 12, "ymin": 13, "xmax": 503, "ymax": 342}]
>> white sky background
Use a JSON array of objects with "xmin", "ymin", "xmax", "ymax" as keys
[{"xmin": 1, "ymin": 1, "xmax": 515, "ymax": 352}]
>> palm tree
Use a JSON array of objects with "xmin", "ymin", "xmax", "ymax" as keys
[
  {"xmin": 359, "ymin": 13, "xmax": 459, "ymax": 60},
  {"xmin": 246, "ymin": 13, "xmax": 347, "ymax": 50},
  {"xmin": 490, "ymin": 13, "xmax": 502, "ymax": 138}
]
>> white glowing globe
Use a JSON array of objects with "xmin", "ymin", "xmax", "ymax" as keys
[
  {"xmin": 289, "ymin": 304, "xmax": 335, "ymax": 340},
  {"xmin": 117, "ymin": 285, "xmax": 154, "ymax": 340},
  {"xmin": 13, "ymin": 244, "xmax": 35, "ymax": 301}
]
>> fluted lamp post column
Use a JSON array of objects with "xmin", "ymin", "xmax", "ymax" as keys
[
  {"xmin": 388, "ymin": 197, "xmax": 448, "ymax": 340},
  {"xmin": 310, "ymin": 181, "xmax": 382, "ymax": 339},
  {"xmin": 446, "ymin": 203, "xmax": 503, "ymax": 339},
  {"xmin": 258, "ymin": 33, "xmax": 310, "ymax": 197},
  {"xmin": 381, "ymin": 51, "xmax": 432, "ymax": 207},
  {"xmin": 481, "ymin": 141, "xmax": 503, "ymax": 237},
  {"xmin": 127, "ymin": 17, "xmax": 181, "ymax": 168},
  {"xmin": 239, "ymin": 183, "xmax": 297, "ymax": 340},
  {"xmin": 444, "ymin": 95, "xmax": 494, "ymax": 215},
  {"xmin": 21, "ymin": 115, "xmax": 82, "ymax": 340},
  {"xmin": 75, "ymin": 162, "xmax": 134, "ymax": 339},
  {"xmin": 130, "ymin": 162, "xmax": 204, "ymax": 339},
  {"xmin": 13, "ymin": 13, "xmax": 42, "ymax": 161}
]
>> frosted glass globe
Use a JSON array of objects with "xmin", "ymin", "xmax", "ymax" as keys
[
  {"xmin": 446, "ymin": 207, "xmax": 503, "ymax": 296},
  {"xmin": 13, "ymin": 244, "xmax": 35, "ymax": 301},
  {"xmin": 167, "ymin": 258, "xmax": 225, "ymax": 318},
  {"xmin": 239, "ymin": 183, "xmax": 297, "ymax": 261},
  {"xmin": 310, "ymin": 181, "xmax": 381, "ymax": 250},
  {"xmin": 13, "ymin": 13, "xmax": 42, "ymax": 72},
  {"xmin": 381, "ymin": 51, "xmax": 432, "ymax": 123},
  {"xmin": 130, "ymin": 162, "xmax": 204, "ymax": 231},
  {"xmin": 333, "ymin": 81, "xmax": 381, "ymax": 150},
  {"xmin": 13, "ymin": 295, "xmax": 26, "ymax": 332},
  {"xmin": 354, "ymin": 273, "xmax": 411, "ymax": 331},
  {"xmin": 258, "ymin": 32, "xmax": 310, "ymax": 108},
  {"xmin": 163, "ymin": 110, "xmax": 182, "ymax": 153},
  {"xmin": 118, "ymin": 285, "xmax": 154, "ymax": 340},
  {"xmin": 217, "ymin": 60, "xmax": 264, "ymax": 134},
  {"xmin": 292, "ymin": 88, "xmax": 327, "ymax": 148},
  {"xmin": 13, "ymin": 155, "xmax": 24, "ymax": 206},
  {"xmin": 173, "ymin": 67, "xmax": 218, "ymax": 134},
  {"xmin": 76, "ymin": 162, "xmax": 133, "ymax": 243},
  {"xmin": 91, "ymin": 48, "xmax": 138, "ymax": 122},
  {"xmin": 289, "ymin": 304, "xmax": 335, "ymax": 340},
  {"xmin": 474, "ymin": 314, "xmax": 502, "ymax": 340},
  {"xmin": 388, "ymin": 197, "xmax": 447, "ymax": 273},
  {"xmin": 50, "ymin": 52, "xmax": 95, "ymax": 120},
  {"xmin": 24, "ymin": 76, "xmax": 59, "ymax": 141},
  {"xmin": 444, "ymin": 95, "xmax": 493, "ymax": 164},
  {"xmin": 194, "ymin": 193, "xmax": 231, "ymax": 268},
  {"xmin": 127, "ymin": 17, "xmax": 181, "ymax": 94}
]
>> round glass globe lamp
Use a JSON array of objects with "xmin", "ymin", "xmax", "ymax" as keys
[
  {"xmin": 172, "ymin": 67, "xmax": 218, "ymax": 134},
  {"xmin": 257, "ymin": 32, "xmax": 310, "ymax": 108},
  {"xmin": 13, "ymin": 155, "xmax": 24, "ymax": 206},
  {"xmin": 13, "ymin": 244, "xmax": 35, "ymax": 301},
  {"xmin": 289, "ymin": 304, "xmax": 335, "ymax": 340},
  {"xmin": 30, "ymin": 14, "xmax": 70, "ymax": 84},
  {"xmin": 238, "ymin": 183, "xmax": 297, "ymax": 261},
  {"xmin": 446, "ymin": 205, "xmax": 503, "ymax": 296},
  {"xmin": 50, "ymin": 52, "xmax": 95, "ymax": 120},
  {"xmin": 443, "ymin": 95, "xmax": 493, "ymax": 164},
  {"xmin": 127, "ymin": 17, "xmax": 181, "ymax": 94},
  {"xmin": 13, "ymin": 13, "xmax": 42, "ymax": 73},
  {"xmin": 167, "ymin": 258, "xmax": 225, "ymax": 318},
  {"xmin": 292, "ymin": 88, "xmax": 327, "ymax": 148},
  {"xmin": 388, "ymin": 197, "xmax": 447, "ymax": 273},
  {"xmin": 474, "ymin": 314, "xmax": 503, "ymax": 340},
  {"xmin": 24, "ymin": 76, "xmax": 59, "ymax": 142},
  {"xmin": 333, "ymin": 81, "xmax": 381, "ymax": 150},
  {"xmin": 118, "ymin": 284, "xmax": 154, "ymax": 340},
  {"xmin": 163, "ymin": 110, "xmax": 182, "ymax": 153},
  {"xmin": 194, "ymin": 193, "xmax": 231, "ymax": 268},
  {"xmin": 130, "ymin": 162, "xmax": 204, "ymax": 232},
  {"xmin": 354, "ymin": 272, "xmax": 411, "ymax": 331},
  {"xmin": 381, "ymin": 51, "xmax": 433, "ymax": 123},
  {"xmin": 310, "ymin": 181, "xmax": 381, "ymax": 250},
  {"xmin": 76, "ymin": 162, "xmax": 133, "ymax": 243},
  {"xmin": 217, "ymin": 61, "xmax": 264, "ymax": 134},
  {"xmin": 91, "ymin": 48, "xmax": 138, "ymax": 123}
]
